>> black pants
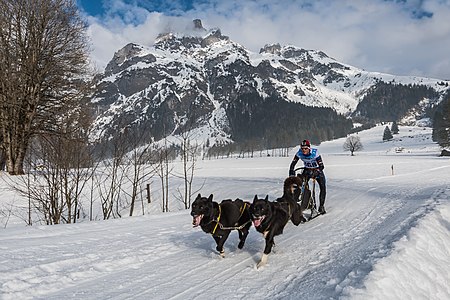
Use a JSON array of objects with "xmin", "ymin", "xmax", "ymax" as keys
[{"xmin": 302, "ymin": 170, "xmax": 326, "ymax": 207}]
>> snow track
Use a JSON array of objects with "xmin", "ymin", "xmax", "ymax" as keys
[
  {"xmin": 1, "ymin": 125, "xmax": 449, "ymax": 299},
  {"xmin": 2, "ymin": 167, "xmax": 447, "ymax": 300}
]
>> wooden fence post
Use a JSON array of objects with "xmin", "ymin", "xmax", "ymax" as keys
[{"xmin": 146, "ymin": 183, "xmax": 151, "ymax": 203}]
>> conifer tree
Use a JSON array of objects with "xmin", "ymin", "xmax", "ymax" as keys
[
  {"xmin": 383, "ymin": 126, "xmax": 393, "ymax": 141},
  {"xmin": 391, "ymin": 120, "xmax": 399, "ymax": 134},
  {"xmin": 432, "ymin": 97, "xmax": 450, "ymax": 148}
]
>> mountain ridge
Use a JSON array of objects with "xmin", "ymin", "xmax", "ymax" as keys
[{"xmin": 89, "ymin": 20, "xmax": 450, "ymax": 150}]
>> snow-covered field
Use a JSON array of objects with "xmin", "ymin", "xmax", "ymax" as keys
[{"xmin": 0, "ymin": 124, "xmax": 449, "ymax": 299}]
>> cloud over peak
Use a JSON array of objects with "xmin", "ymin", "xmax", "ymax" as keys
[{"xmin": 80, "ymin": 0, "xmax": 450, "ymax": 79}]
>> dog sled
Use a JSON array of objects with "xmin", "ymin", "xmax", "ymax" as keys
[{"xmin": 293, "ymin": 167, "xmax": 322, "ymax": 221}]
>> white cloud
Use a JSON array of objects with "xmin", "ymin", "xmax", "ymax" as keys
[{"xmin": 84, "ymin": 0, "xmax": 450, "ymax": 79}]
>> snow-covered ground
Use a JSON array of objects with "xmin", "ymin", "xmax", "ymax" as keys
[{"xmin": 0, "ymin": 124, "xmax": 449, "ymax": 299}]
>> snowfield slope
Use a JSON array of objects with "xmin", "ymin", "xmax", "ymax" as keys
[{"xmin": 0, "ymin": 125, "xmax": 449, "ymax": 299}]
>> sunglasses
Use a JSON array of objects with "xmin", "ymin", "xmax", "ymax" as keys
[{"xmin": 301, "ymin": 147, "xmax": 309, "ymax": 150}]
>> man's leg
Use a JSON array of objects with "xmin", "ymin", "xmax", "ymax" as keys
[{"xmin": 317, "ymin": 175, "xmax": 327, "ymax": 214}]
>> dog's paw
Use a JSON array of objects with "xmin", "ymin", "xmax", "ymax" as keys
[
  {"xmin": 256, "ymin": 254, "xmax": 269, "ymax": 269},
  {"xmin": 219, "ymin": 250, "xmax": 225, "ymax": 258}
]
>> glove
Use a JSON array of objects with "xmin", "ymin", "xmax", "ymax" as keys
[
  {"xmin": 289, "ymin": 169, "xmax": 295, "ymax": 176},
  {"xmin": 312, "ymin": 169, "xmax": 321, "ymax": 178}
]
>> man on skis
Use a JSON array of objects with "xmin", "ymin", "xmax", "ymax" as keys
[{"xmin": 289, "ymin": 139, "xmax": 327, "ymax": 214}]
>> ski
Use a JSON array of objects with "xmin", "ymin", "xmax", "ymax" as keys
[
  {"xmin": 301, "ymin": 208, "xmax": 324, "ymax": 222},
  {"xmin": 308, "ymin": 211, "xmax": 322, "ymax": 221}
]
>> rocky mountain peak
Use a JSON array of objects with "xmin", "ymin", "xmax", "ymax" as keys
[
  {"xmin": 201, "ymin": 29, "xmax": 229, "ymax": 47},
  {"xmin": 260, "ymin": 43, "xmax": 281, "ymax": 55},
  {"xmin": 193, "ymin": 19, "xmax": 205, "ymax": 30},
  {"xmin": 110, "ymin": 43, "xmax": 142, "ymax": 64},
  {"xmin": 90, "ymin": 23, "xmax": 450, "ymax": 151},
  {"xmin": 104, "ymin": 43, "xmax": 149, "ymax": 76},
  {"xmin": 153, "ymin": 20, "xmax": 232, "ymax": 52}
]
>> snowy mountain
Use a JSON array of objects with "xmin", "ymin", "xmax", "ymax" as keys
[{"xmin": 89, "ymin": 20, "xmax": 450, "ymax": 148}]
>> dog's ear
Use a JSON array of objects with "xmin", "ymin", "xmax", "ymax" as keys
[
  {"xmin": 253, "ymin": 195, "xmax": 258, "ymax": 202},
  {"xmin": 195, "ymin": 193, "xmax": 201, "ymax": 200},
  {"xmin": 265, "ymin": 195, "xmax": 269, "ymax": 201},
  {"xmin": 208, "ymin": 194, "xmax": 213, "ymax": 202}
]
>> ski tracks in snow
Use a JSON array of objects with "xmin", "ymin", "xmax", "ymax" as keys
[{"xmin": 1, "ymin": 165, "xmax": 448, "ymax": 299}]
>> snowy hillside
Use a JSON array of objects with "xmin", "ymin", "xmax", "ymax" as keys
[
  {"xmin": 0, "ymin": 124, "xmax": 449, "ymax": 299},
  {"xmin": 89, "ymin": 22, "xmax": 450, "ymax": 147}
]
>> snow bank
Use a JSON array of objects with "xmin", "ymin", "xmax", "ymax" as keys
[{"xmin": 345, "ymin": 200, "xmax": 450, "ymax": 300}]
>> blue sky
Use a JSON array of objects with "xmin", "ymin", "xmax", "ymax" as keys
[
  {"xmin": 78, "ymin": 0, "xmax": 199, "ymax": 19},
  {"xmin": 78, "ymin": 0, "xmax": 103, "ymax": 16},
  {"xmin": 77, "ymin": 0, "xmax": 450, "ymax": 80}
]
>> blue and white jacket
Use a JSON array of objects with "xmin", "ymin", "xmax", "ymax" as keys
[{"xmin": 289, "ymin": 147, "xmax": 324, "ymax": 171}]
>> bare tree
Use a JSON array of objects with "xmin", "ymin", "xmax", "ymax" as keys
[
  {"xmin": 7, "ymin": 108, "xmax": 96, "ymax": 225},
  {"xmin": 121, "ymin": 130, "xmax": 155, "ymax": 217},
  {"xmin": 343, "ymin": 135, "xmax": 363, "ymax": 156},
  {"xmin": 175, "ymin": 130, "xmax": 201, "ymax": 209},
  {"xmin": 125, "ymin": 147, "xmax": 153, "ymax": 216},
  {"xmin": 151, "ymin": 137, "xmax": 175, "ymax": 213},
  {"xmin": 94, "ymin": 134, "xmax": 129, "ymax": 220},
  {"xmin": 0, "ymin": 0, "xmax": 90, "ymax": 175},
  {"xmin": 0, "ymin": 140, "xmax": 5, "ymax": 171}
]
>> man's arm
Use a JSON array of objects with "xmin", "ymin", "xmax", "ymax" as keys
[{"xmin": 316, "ymin": 155, "xmax": 324, "ymax": 170}]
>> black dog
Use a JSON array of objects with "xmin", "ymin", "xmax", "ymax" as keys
[
  {"xmin": 276, "ymin": 176, "xmax": 306, "ymax": 225},
  {"xmin": 249, "ymin": 177, "xmax": 305, "ymax": 268},
  {"xmin": 191, "ymin": 194, "xmax": 252, "ymax": 257}
]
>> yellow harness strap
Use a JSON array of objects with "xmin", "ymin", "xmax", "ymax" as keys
[
  {"xmin": 212, "ymin": 205, "xmax": 221, "ymax": 235},
  {"xmin": 239, "ymin": 202, "xmax": 247, "ymax": 218}
]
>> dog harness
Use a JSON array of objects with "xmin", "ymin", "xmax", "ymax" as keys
[
  {"xmin": 212, "ymin": 205, "xmax": 222, "ymax": 234},
  {"xmin": 211, "ymin": 202, "xmax": 251, "ymax": 234}
]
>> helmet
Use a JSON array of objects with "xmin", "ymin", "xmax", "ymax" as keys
[{"xmin": 301, "ymin": 140, "xmax": 311, "ymax": 148}]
